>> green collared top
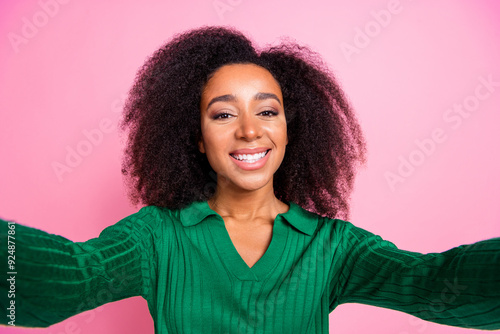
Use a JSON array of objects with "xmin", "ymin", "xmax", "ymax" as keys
[{"xmin": 1, "ymin": 200, "xmax": 499, "ymax": 333}]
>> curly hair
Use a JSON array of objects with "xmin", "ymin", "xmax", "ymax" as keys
[{"xmin": 120, "ymin": 26, "xmax": 366, "ymax": 219}]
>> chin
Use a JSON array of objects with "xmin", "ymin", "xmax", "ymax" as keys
[{"xmin": 231, "ymin": 177, "xmax": 273, "ymax": 192}]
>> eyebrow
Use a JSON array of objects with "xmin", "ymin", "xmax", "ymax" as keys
[{"xmin": 206, "ymin": 92, "xmax": 282, "ymax": 109}]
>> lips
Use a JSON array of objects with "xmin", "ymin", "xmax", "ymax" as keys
[
  {"xmin": 229, "ymin": 148, "xmax": 271, "ymax": 171},
  {"xmin": 229, "ymin": 147, "xmax": 271, "ymax": 155},
  {"xmin": 230, "ymin": 150, "xmax": 270, "ymax": 162}
]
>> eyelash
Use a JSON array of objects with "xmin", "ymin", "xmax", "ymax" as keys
[
  {"xmin": 212, "ymin": 110, "xmax": 279, "ymax": 120},
  {"xmin": 260, "ymin": 110, "xmax": 279, "ymax": 117}
]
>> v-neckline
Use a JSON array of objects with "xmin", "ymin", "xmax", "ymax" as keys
[{"xmin": 204, "ymin": 201, "xmax": 289, "ymax": 281}]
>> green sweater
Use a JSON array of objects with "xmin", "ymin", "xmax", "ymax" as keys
[{"xmin": 1, "ymin": 200, "xmax": 499, "ymax": 333}]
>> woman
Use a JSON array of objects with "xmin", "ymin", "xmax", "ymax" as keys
[{"xmin": 1, "ymin": 26, "xmax": 499, "ymax": 333}]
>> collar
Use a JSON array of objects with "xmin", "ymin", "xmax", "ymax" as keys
[{"xmin": 179, "ymin": 200, "xmax": 318, "ymax": 236}]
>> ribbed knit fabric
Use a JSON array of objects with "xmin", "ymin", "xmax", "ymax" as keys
[{"xmin": 1, "ymin": 200, "xmax": 499, "ymax": 333}]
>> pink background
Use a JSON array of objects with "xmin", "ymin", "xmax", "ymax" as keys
[{"xmin": 1, "ymin": 0, "xmax": 499, "ymax": 333}]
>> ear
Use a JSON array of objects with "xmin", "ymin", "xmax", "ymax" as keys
[{"xmin": 198, "ymin": 136, "xmax": 206, "ymax": 153}]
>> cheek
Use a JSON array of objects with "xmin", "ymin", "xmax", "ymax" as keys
[
  {"xmin": 270, "ymin": 123, "xmax": 288, "ymax": 144},
  {"xmin": 200, "ymin": 123, "xmax": 217, "ymax": 149},
  {"xmin": 203, "ymin": 130, "xmax": 229, "ymax": 160}
]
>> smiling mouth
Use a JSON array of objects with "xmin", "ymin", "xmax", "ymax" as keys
[{"xmin": 229, "ymin": 149, "xmax": 270, "ymax": 163}]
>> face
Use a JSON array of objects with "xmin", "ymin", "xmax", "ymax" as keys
[{"xmin": 199, "ymin": 63, "xmax": 288, "ymax": 193}]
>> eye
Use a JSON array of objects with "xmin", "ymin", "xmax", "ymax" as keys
[
  {"xmin": 212, "ymin": 112, "xmax": 233, "ymax": 120},
  {"xmin": 259, "ymin": 110, "xmax": 279, "ymax": 117}
]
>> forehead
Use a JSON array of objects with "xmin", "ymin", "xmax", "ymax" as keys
[{"xmin": 202, "ymin": 63, "xmax": 282, "ymax": 99}]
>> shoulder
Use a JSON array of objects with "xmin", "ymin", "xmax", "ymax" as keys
[
  {"xmin": 123, "ymin": 204, "xmax": 182, "ymax": 224},
  {"xmin": 131, "ymin": 205, "xmax": 178, "ymax": 224},
  {"xmin": 291, "ymin": 202, "xmax": 357, "ymax": 240},
  {"xmin": 103, "ymin": 205, "xmax": 183, "ymax": 246},
  {"xmin": 315, "ymin": 214, "xmax": 385, "ymax": 250},
  {"xmin": 297, "ymin": 205, "xmax": 381, "ymax": 250},
  {"xmin": 292, "ymin": 203, "xmax": 349, "ymax": 232}
]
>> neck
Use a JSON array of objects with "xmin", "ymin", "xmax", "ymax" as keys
[{"xmin": 208, "ymin": 179, "xmax": 288, "ymax": 225}]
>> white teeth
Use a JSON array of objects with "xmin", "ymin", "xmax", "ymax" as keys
[{"xmin": 231, "ymin": 150, "xmax": 268, "ymax": 163}]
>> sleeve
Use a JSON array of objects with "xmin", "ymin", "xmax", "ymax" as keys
[
  {"xmin": 0, "ymin": 206, "xmax": 161, "ymax": 328},
  {"xmin": 330, "ymin": 220, "xmax": 500, "ymax": 330}
]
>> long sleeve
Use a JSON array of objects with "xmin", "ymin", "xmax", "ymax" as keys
[
  {"xmin": 331, "ymin": 221, "xmax": 500, "ymax": 330},
  {"xmin": 0, "ymin": 206, "xmax": 161, "ymax": 328}
]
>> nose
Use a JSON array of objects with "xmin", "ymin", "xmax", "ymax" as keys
[{"xmin": 235, "ymin": 112, "xmax": 262, "ymax": 141}]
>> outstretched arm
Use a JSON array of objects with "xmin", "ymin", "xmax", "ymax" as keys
[
  {"xmin": 0, "ymin": 206, "xmax": 161, "ymax": 328},
  {"xmin": 330, "ymin": 221, "xmax": 500, "ymax": 330}
]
